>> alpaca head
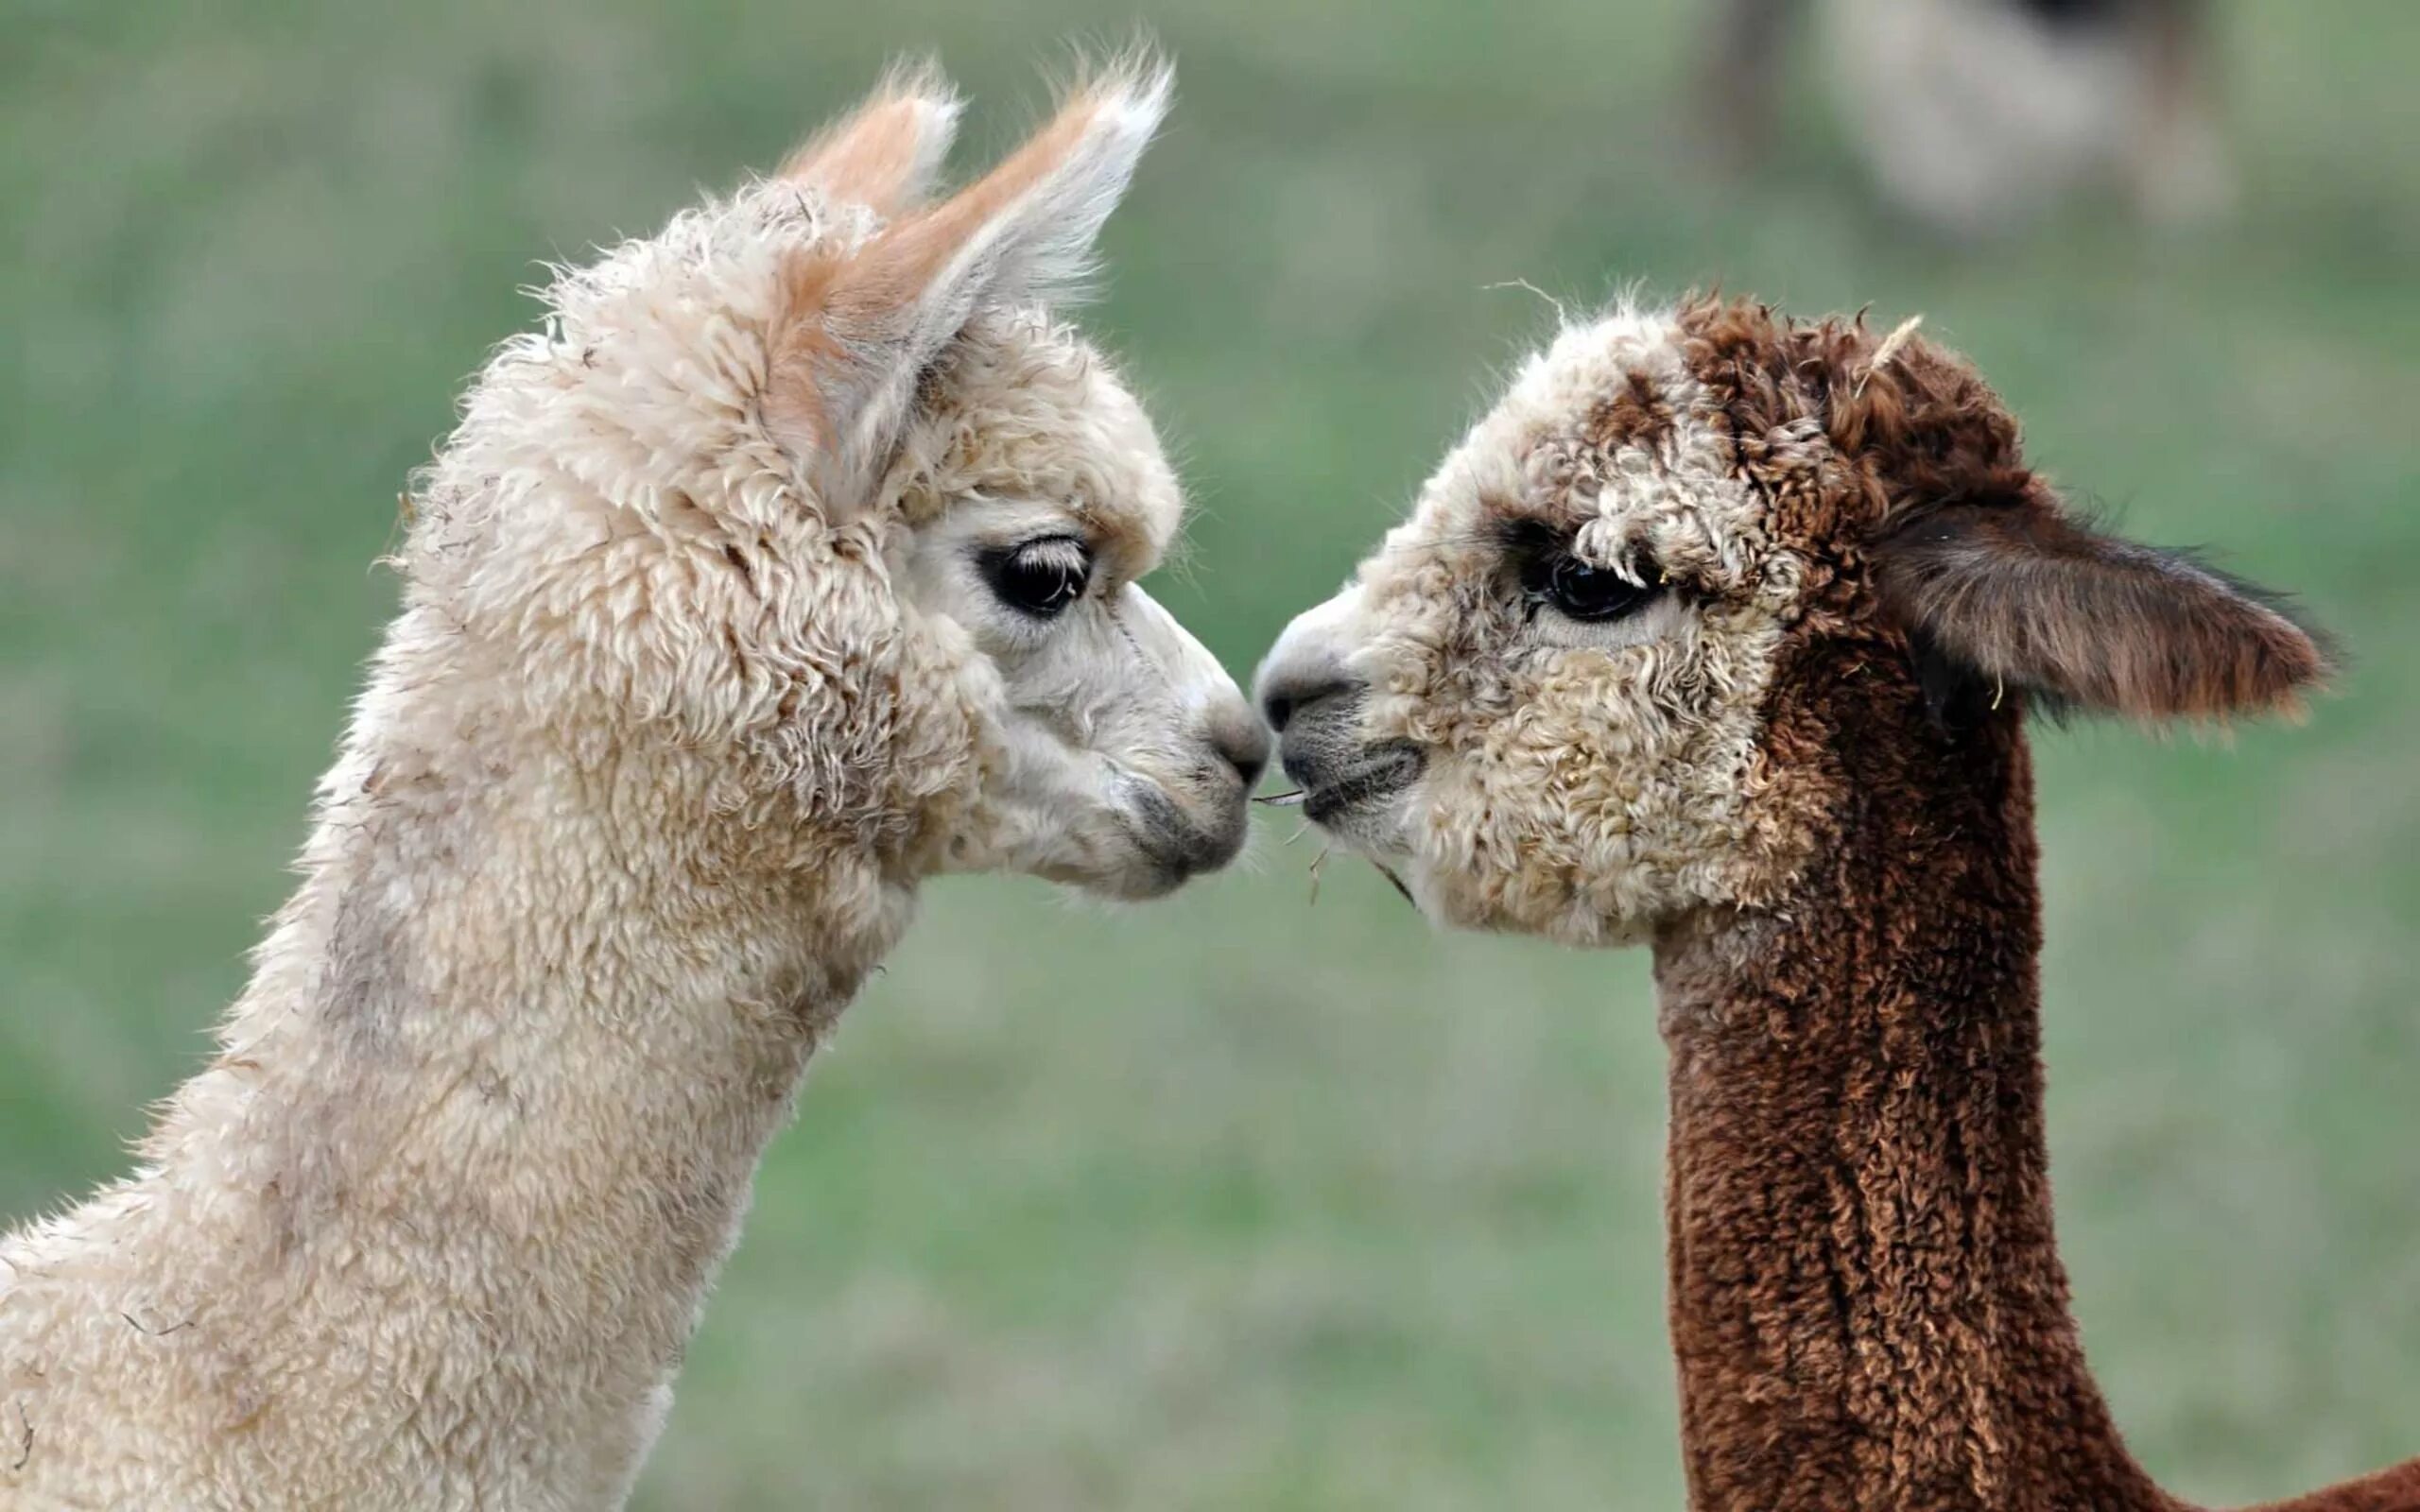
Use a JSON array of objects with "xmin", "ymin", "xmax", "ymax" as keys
[
  {"xmin": 1256, "ymin": 297, "xmax": 2329, "ymax": 943},
  {"xmin": 397, "ymin": 60, "xmax": 1264, "ymax": 903}
]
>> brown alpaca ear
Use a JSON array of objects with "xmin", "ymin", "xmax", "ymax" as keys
[
  {"xmin": 1873, "ymin": 502, "xmax": 2334, "ymax": 722},
  {"xmin": 779, "ymin": 60, "xmax": 961, "ymax": 218},
  {"xmin": 771, "ymin": 57, "xmax": 1172, "ymax": 507}
]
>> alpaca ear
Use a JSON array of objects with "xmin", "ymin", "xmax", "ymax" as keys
[
  {"xmin": 775, "ymin": 58, "xmax": 1172, "ymax": 506},
  {"xmin": 779, "ymin": 60, "xmax": 963, "ymax": 218},
  {"xmin": 1872, "ymin": 501, "xmax": 2334, "ymax": 723}
]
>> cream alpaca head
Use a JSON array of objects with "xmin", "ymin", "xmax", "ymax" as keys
[
  {"xmin": 400, "ymin": 60, "xmax": 1263, "ymax": 908},
  {"xmin": 1256, "ymin": 296, "xmax": 2328, "ymax": 945}
]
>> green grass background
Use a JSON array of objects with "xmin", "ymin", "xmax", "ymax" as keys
[{"xmin": 4, "ymin": 1, "xmax": 2415, "ymax": 1505}]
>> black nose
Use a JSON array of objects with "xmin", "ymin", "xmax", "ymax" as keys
[
  {"xmin": 1261, "ymin": 675, "xmax": 1357, "ymax": 737},
  {"xmin": 1209, "ymin": 706, "xmax": 1272, "ymax": 788}
]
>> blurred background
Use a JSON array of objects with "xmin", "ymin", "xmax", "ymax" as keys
[{"xmin": 3, "ymin": 0, "xmax": 2414, "ymax": 1505}]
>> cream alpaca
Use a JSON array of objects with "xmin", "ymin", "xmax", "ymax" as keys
[{"xmin": 0, "ymin": 60, "xmax": 1264, "ymax": 1510}]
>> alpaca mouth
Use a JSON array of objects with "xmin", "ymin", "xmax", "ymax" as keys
[
  {"xmin": 1258, "ymin": 764, "xmax": 1423, "ymax": 909},
  {"xmin": 1275, "ymin": 738, "xmax": 1425, "ymax": 831},
  {"xmin": 1121, "ymin": 779, "xmax": 1249, "ymax": 889}
]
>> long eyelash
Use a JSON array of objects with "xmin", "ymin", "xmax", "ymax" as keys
[
  {"xmin": 1420, "ymin": 520, "xmax": 1674, "ymax": 596},
  {"xmin": 974, "ymin": 534, "xmax": 1091, "ymax": 575},
  {"xmin": 1019, "ymin": 538, "xmax": 1090, "ymax": 572},
  {"xmin": 1492, "ymin": 517, "xmax": 1568, "ymax": 560},
  {"xmin": 1406, "ymin": 525, "xmax": 1556, "ymax": 554}
]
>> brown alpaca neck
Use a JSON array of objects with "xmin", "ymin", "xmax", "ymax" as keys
[
  {"xmin": 1649, "ymin": 678, "xmax": 2420, "ymax": 1512},
  {"xmin": 1651, "ymin": 690, "xmax": 2180, "ymax": 1512}
]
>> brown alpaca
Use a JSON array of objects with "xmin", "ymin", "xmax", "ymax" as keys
[{"xmin": 1256, "ymin": 295, "xmax": 2420, "ymax": 1511}]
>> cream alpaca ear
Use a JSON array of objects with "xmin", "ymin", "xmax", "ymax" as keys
[
  {"xmin": 776, "ymin": 57, "xmax": 1174, "ymax": 506},
  {"xmin": 779, "ymin": 60, "xmax": 962, "ymax": 218}
]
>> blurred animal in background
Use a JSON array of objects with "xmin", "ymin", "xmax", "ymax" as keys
[
  {"xmin": 0, "ymin": 56, "xmax": 1264, "ymax": 1511},
  {"xmin": 1256, "ymin": 296, "xmax": 2420, "ymax": 1510},
  {"xmin": 1704, "ymin": 0, "xmax": 2236, "ymax": 236}
]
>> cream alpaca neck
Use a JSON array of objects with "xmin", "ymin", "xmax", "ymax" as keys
[
  {"xmin": 4, "ymin": 58, "xmax": 1237, "ymax": 1505},
  {"xmin": 1, "ymin": 631, "xmax": 914, "ymax": 1506}
]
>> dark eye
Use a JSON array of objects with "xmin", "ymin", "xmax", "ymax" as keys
[
  {"xmin": 983, "ymin": 536, "xmax": 1093, "ymax": 619},
  {"xmin": 1523, "ymin": 551, "xmax": 1657, "ymax": 622}
]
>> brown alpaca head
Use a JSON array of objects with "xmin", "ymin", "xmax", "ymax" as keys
[{"xmin": 1255, "ymin": 296, "xmax": 2331, "ymax": 943}]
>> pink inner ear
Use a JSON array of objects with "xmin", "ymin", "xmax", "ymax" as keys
[
  {"xmin": 829, "ymin": 91, "xmax": 1109, "ymax": 313},
  {"xmin": 762, "ymin": 100, "xmax": 1095, "ymax": 473},
  {"xmin": 762, "ymin": 69, "xmax": 1154, "ymax": 504},
  {"xmin": 1875, "ymin": 504, "xmax": 2333, "ymax": 724},
  {"xmin": 778, "ymin": 67, "xmax": 959, "ymax": 220}
]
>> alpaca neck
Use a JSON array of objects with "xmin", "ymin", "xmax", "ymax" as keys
[
  {"xmin": 1650, "ymin": 706, "xmax": 2176, "ymax": 1512},
  {"xmin": 8, "ymin": 684, "xmax": 911, "ymax": 1501}
]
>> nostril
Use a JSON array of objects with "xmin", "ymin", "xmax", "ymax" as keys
[
  {"xmin": 1224, "ymin": 741, "xmax": 1270, "ymax": 791},
  {"xmin": 1260, "ymin": 677, "xmax": 1354, "ymax": 737},
  {"xmin": 1209, "ymin": 709, "xmax": 1272, "ymax": 789}
]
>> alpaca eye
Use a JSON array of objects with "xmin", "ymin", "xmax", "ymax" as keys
[
  {"xmin": 985, "ymin": 536, "xmax": 1093, "ymax": 619},
  {"xmin": 1527, "ymin": 553, "xmax": 1656, "ymax": 623}
]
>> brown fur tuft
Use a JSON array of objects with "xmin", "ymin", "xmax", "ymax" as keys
[{"xmin": 1676, "ymin": 293, "xmax": 2333, "ymax": 725}]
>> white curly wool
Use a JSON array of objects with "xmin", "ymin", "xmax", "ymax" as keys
[
  {"xmin": 1263, "ymin": 308, "xmax": 1814, "ymax": 946},
  {"xmin": 0, "ymin": 60, "xmax": 1256, "ymax": 1510}
]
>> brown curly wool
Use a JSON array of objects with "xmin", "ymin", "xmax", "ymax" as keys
[{"xmin": 1665, "ymin": 298, "xmax": 2401, "ymax": 1512}]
